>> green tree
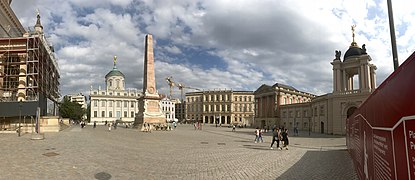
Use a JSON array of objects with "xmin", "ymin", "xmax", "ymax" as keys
[
  {"xmin": 86, "ymin": 103, "xmax": 91, "ymax": 122},
  {"xmin": 59, "ymin": 96, "xmax": 85, "ymax": 121}
]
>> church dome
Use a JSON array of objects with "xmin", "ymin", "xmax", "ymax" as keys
[
  {"xmin": 105, "ymin": 68, "xmax": 125, "ymax": 79},
  {"xmin": 343, "ymin": 43, "xmax": 367, "ymax": 62},
  {"xmin": 105, "ymin": 56, "xmax": 125, "ymax": 79},
  {"xmin": 344, "ymin": 47, "xmax": 363, "ymax": 59},
  {"xmin": 343, "ymin": 25, "xmax": 367, "ymax": 61}
]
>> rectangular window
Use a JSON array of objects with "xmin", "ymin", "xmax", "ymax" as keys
[
  {"xmin": 109, "ymin": 101, "xmax": 113, "ymax": 107},
  {"xmin": 94, "ymin": 100, "xmax": 97, "ymax": 107},
  {"xmin": 101, "ymin": 111, "xmax": 105, "ymax": 117},
  {"xmin": 124, "ymin": 101, "xmax": 127, "ymax": 107},
  {"xmin": 94, "ymin": 111, "xmax": 97, "ymax": 117},
  {"xmin": 131, "ymin": 111, "xmax": 134, "ymax": 117},
  {"xmin": 109, "ymin": 111, "xmax": 113, "ymax": 117},
  {"xmin": 320, "ymin": 106, "xmax": 324, "ymax": 115},
  {"xmin": 101, "ymin": 101, "xmax": 106, "ymax": 107},
  {"xmin": 131, "ymin": 102, "xmax": 134, "ymax": 108},
  {"xmin": 117, "ymin": 101, "xmax": 120, "ymax": 107}
]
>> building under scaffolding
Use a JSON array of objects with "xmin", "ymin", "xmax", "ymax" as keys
[{"xmin": 0, "ymin": 1, "xmax": 60, "ymax": 132}]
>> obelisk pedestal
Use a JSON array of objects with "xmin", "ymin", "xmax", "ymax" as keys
[{"xmin": 134, "ymin": 34, "xmax": 166, "ymax": 131}]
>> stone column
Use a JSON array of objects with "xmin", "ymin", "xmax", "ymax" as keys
[{"xmin": 143, "ymin": 34, "xmax": 157, "ymax": 96}]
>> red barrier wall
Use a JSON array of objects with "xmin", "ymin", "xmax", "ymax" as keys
[{"xmin": 347, "ymin": 51, "xmax": 415, "ymax": 180}]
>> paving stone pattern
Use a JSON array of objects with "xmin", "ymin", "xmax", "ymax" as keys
[{"xmin": 0, "ymin": 125, "xmax": 357, "ymax": 180}]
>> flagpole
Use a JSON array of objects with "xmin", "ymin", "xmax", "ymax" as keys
[{"xmin": 387, "ymin": 0, "xmax": 399, "ymax": 70}]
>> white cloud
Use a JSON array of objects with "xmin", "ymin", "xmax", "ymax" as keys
[{"xmin": 10, "ymin": 0, "xmax": 415, "ymax": 97}]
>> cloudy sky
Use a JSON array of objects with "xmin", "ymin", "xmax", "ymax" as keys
[{"xmin": 10, "ymin": 0, "xmax": 415, "ymax": 98}]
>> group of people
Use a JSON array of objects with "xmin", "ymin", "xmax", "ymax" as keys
[
  {"xmin": 254, "ymin": 127, "xmax": 289, "ymax": 150},
  {"xmin": 194, "ymin": 122, "xmax": 202, "ymax": 130},
  {"xmin": 270, "ymin": 127, "xmax": 289, "ymax": 150}
]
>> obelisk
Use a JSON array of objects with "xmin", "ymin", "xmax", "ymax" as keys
[{"xmin": 134, "ymin": 34, "xmax": 166, "ymax": 131}]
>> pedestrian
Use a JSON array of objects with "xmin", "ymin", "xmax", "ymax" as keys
[
  {"xmin": 108, "ymin": 123, "xmax": 112, "ymax": 131},
  {"xmin": 254, "ymin": 127, "xmax": 260, "ymax": 143},
  {"xmin": 114, "ymin": 122, "xmax": 117, "ymax": 130},
  {"xmin": 93, "ymin": 121, "xmax": 96, "ymax": 128},
  {"xmin": 270, "ymin": 128, "xmax": 281, "ymax": 150},
  {"xmin": 105, "ymin": 120, "xmax": 107, "ymax": 125},
  {"xmin": 281, "ymin": 128, "xmax": 289, "ymax": 150},
  {"xmin": 258, "ymin": 128, "xmax": 264, "ymax": 143},
  {"xmin": 232, "ymin": 125, "xmax": 236, "ymax": 132}
]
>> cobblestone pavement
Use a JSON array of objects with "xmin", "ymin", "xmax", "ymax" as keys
[{"xmin": 0, "ymin": 124, "xmax": 357, "ymax": 180}]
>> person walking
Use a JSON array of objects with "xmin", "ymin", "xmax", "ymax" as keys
[
  {"xmin": 93, "ymin": 121, "xmax": 96, "ymax": 128},
  {"xmin": 270, "ymin": 128, "xmax": 280, "ymax": 150},
  {"xmin": 281, "ymin": 128, "xmax": 289, "ymax": 150},
  {"xmin": 232, "ymin": 125, "xmax": 236, "ymax": 132},
  {"xmin": 108, "ymin": 122, "xmax": 112, "ymax": 131},
  {"xmin": 258, "ymin": 128, "xmax": 264, "ymax": 143},
  {"xmin": 254, "ymin": 127, "xmax": 260, "ymax": 143}
]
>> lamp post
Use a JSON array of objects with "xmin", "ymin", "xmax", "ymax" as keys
[
  {"xmin": 18, "ymin": 100, "xmax": 22, "ymax": 137},
  {"xmin": 308, "ymin": 117, "xmax": 311, "ymax": 136}
]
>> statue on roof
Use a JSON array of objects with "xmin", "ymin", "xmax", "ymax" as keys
[
  {"xmin": 335, "ymin": 50, "xmax": 341, "ymax": 60},
  {"xmin": 362, "ymin": 44, "xmax": 367, "ymax": 54},
  {"xmin": 113, "ymin": 56, "xmax": 117, "ymax": 66}
]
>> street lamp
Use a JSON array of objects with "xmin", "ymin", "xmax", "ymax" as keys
[
  {"xmin": 18, "ymin": 99, "xmax": 22, "ymax": 137},
  {"xmin": 308, "ymin": 117, "xmax": 311, "ymax": 136}
]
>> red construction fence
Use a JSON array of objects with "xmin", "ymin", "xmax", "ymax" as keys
[{"xmin": 347, "ymin": 51, "xmax": 415, "ymax": 180}]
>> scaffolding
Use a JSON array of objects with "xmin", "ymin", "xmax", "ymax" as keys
[{"xmin": 0, "ymin": 33, "xmax": 60, "ymax": 104}]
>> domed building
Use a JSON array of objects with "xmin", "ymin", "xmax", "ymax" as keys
[
  {"xmin": 89, "ymin": 56, "xmax": 142, "ymax": 125},
  {"xmin": 278, "ymin": 26, "xmax": 377, "ymax": 135}
]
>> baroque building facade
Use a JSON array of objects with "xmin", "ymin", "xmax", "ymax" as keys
[
  {"xmin": 279, "ymin": 31, "xmax": 376, "ymax": 135},
  {"xmin": 254, "ymin": 83, "xmax": 315, "ymax": 128},
  {"xmin": 185, "ymin": 90, "xmax": 254, "ymax": 126},
  {"xmin": 89, "ymin": 57, "xmax": 141, "ymax": 124}
]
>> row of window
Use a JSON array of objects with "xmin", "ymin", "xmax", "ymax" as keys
[
  {"xmin": 282, "ymin": 97, "xmax": 306, "ymax": 105},
  {"xmin": 162, "ymin": 106, "xmax": 175, "ymax": 112},
  {"xmin": 187, "ymin": 104, "xmax": 253, "ymax": 112},
  {"xmin": 92, "ymin": 91, "xmax": 138, "ymax": 97},
  {"xmin": 92, "ymin": 100, "xmax": 136, "ymax": 108},
  {"xmin": 187, "ymin": 95, "xmax": 253, "ymax": 102},
  {"xmin": 281, "ymin": 105, "xmax": 325, "ymax": 118},
  {"xmin": 108, "ymin": 79, "xmax": 124, "ymax": 89},
  {"xmin": 282, "ymin": 110, "xmax": 309, "ymax": 118},
  {"xmin": 93, "ymin": 111, "xmax": 135, "ymax": 118}
]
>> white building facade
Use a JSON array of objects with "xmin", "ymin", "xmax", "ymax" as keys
[
  {"xmin": 161, "ymin": 98, "xmax": 177, "ymax": 122},
  {"xmin": 89, "ymin": 57, "xmax": 141, "ymax": 124}
]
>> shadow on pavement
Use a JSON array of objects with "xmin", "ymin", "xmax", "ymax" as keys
[
  {"xmin": 95, "ymin": 172, "xmax": 112, "ymax": 180},
  {"xmin": 276, "ymin": 149, "xmax": 357, "ymax": 180},
  {"xmin": 242, "ymin": 144, "xmax": 271, "ymax": 151}
]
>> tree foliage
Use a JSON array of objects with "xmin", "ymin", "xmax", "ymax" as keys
[{"xmin": 59, "ymin": 96, "xmax": 85, "ymax": 121}]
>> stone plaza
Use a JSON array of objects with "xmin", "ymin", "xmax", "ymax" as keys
[{"xmin": 0, "ymin": 125, "xmax": 357, "ymax": 179}]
